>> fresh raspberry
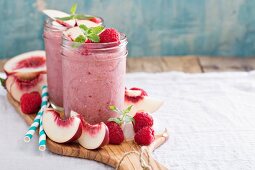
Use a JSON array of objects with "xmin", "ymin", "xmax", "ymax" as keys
[
  {"xmin": 85, "ymin": 39, "xmax": 92, "ymax": 43},
  {"xmin": 89, "ymin": 17, "xmax": 102, "ymax": 24},
  {"xmin": 106, "ymin": 121, "xmax": 124, "ymax": 145},
  {"xmin": 20, "ymin": 92, "xmax": 41, "ymax": 114},
  {"xmin": 99, "ymin": 28, "xmax": 120, "ymax": 43},
  {"xmin": 134, "ymin": 126, "xmax": 155, "ymax": 145},
  {"xmin": 130, "ymin": 87, "xmax": 148, "ymax": 96},
  {"xmin": 133, "ymin": 112, "xmax": 153, "ymax": 132}
]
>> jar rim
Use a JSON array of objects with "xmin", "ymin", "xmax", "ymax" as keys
[
  {"xmin": 44, "ymin": 18, "xmax": 67, "ymax": 32},
  {"xmin": 44, "ymin": 16, "xmax": 104, "ymax": 32}
]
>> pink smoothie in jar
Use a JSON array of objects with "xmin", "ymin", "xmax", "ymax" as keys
[
  {"xmin": 62, "ymin": 34, "xmax": 128, "ymax": 124},
  {"xmin": 43, "ymin": 18, "xmax": 103, "ymax": 108},
  {"xmin": 44, "ymin": 19, "xmax": 66, "ymax": 108}
]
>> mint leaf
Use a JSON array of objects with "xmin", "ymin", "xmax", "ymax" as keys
[
  {"xmin": 0, "ymin": 77, "xmax": 5, "ymax": 88},
  {"xmin": 87, "ymin": 34, "xmax": 100, "ymax": 42},
  {"xmin": 91, "ymin": 26, "xmax": 104, "ymax": 34},
  {"xmin": 123, "ymin": 105, "xmax": 133, "ymax": 114},
  {"xmin": 56, "ymin": 4, "xmax": 97, "ymax": 22},
  {"xmin": 74, "ymin": 35, "xmax": 86, "ymax": 43},
  {"xmin": 57, "ymin": 3, "xmax": 78, "ymax": 21},
  {"xmin": 56, "ymin": 16, "xmax": 74, "ymax": 21},
  {"xmin": 108, "ymin": 117, "xmax": 122, "ymax": 125},
  {"xmin": 87, "ymin": 29, "xmax": 92, "ymax": 34},
  {"xmin": 71, "ymin": 24, "xmax": 104, "ymax": 46},
  {"xmin": 79, "ymin": 24, "xmax": 89, "ymax": 32},
  {"xmin": 74, "ymin": 14, "xmax": 93, "ymax": 20},
  {"xmin": 70, "ymin": 3, "xmax": 77, "ymax": 15}
]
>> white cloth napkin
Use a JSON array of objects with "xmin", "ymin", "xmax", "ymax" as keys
[{"xmin": 1, "ymin": 71, "xmax": 255, "ymax": 170}]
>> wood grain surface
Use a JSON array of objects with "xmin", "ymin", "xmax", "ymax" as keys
[{"xmin": 7, "ymin": 93, "xmax": 168, "ymax": 170}]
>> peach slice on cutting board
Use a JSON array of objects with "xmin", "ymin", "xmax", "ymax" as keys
[
  {"xmin": 5, "ymin": 73, "xmax": 47, "ymax": 102},
  {"xmin": 124, "ymin": 87, "xmax": 164, "ymax": 116},
  {"xmin": 78, "ymin": 119, "xmax": 109, "ymax": 150},
  {"xmin": 43, "ymin": 109, "xmax": 82, "ymax": 143},
  {"xmin": 4, "ymin": 50, "xmax": 46, "ymax": 75},
  {"xmin": 3, "ymin": 51, "xmax": 47, "ymax": 102}
]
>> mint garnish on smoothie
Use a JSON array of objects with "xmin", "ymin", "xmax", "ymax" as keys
[
  {"xmin": 74, "ymin": 25, "xmax": 104, "ymax": 43},
  {"xmin": 57, "ymin": 3, "xmax": 96, "ymax": 21}
]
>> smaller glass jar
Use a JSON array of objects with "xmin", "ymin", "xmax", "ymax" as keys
[{"xmin": 43, "ymin": 19, "xmax": 67, "ymax": 108}]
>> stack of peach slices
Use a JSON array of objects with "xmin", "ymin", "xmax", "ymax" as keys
[{"xmin": 2, "ymin": 51, "xmax": 47, "ymax": 103}]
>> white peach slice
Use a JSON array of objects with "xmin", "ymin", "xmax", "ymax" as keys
[
  {"xmin": 5, "ymin": 76, "xmax": 13, "ymax": 94},
  {"xmin": 43, "ymin": 109, "xmax": 82, "ymax": 143},
  {"xmin": 77, "ymin": 20, "xmax": 101, "ymax": 28},
  {"xmin": 5, "ymin": 73, "xmax": 47, "ymax": 102},
  {"xmin": 124, "ymin": 88, "xmax": 164, "ymax": 116},
  {"xmin": 42, "ymin": 9, "xmax": 70, "ymax": 20},
  {"xmin": 121, "ymin": 122, "xmax": 135, "ymax": 141},
  {"xmin": 4, "ymin": 51, "xmax": 46, "ymax": 75},
  {"xmin": 77, "ymin": 113, "xmax": 109, "ymax": 149},
  {"xmin": 52, "ymin": 20, "xmax": 65, "ymax": 27},
  {"xmin": 55, "ymin": 19, "xmax": 76, "ymax": 28},
  {"xmin": 43, "ymin": 9, "xmax": 76, "ymax": 28},
  {"xmin": 63, "ymin": 26, "xmax": 84, "ymax": 41}
]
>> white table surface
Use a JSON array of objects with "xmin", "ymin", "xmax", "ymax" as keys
[{"xmin": 1, "ymin": 71, "xmax": 255, "ymax": 170}]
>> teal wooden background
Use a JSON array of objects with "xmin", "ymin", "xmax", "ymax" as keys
[{"xmin": 1, "ymin": 0, "xmax": 255, "ymax": 59}]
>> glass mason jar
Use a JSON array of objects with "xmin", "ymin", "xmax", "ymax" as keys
[
  {"xmin": 62, "ymin": 34, "xmax": 128, "ymax": 124},
  {"xmin": 43, "ymin": 19, "xmax": 66, "ymax": 108},
  {"xmin": 43, "ymin": 18, "xmax": 103, "ymax": 109}
]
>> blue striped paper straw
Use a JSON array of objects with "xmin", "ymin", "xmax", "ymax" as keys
[
  {"xmin": 24, "ymin": 85, "xmax": 48, "ymax": 143},
  {"xmin": 39, "ymin": 116, "xmax": 46, "ymax": 151}
]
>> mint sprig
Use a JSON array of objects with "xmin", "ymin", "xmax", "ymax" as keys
[
  {"xmin": 74, "ymin": 14, "xmax": 93, "ymax": 20},
  {"xmin": 108, "ymin": 105, "xmax": 134, "ymax": 125},
  {"xmin": 70, "ymin": 3, "xmax": 77, "ymax": 15},
  {"xmin": 56, "ymin": 3, "xmax": 94, "ymax": 21},
  {"xmin": 74, "ymin": 24, "xmax": 104, "ymax": 43},
  {"xmin": 0, "ymin": 77, "xmax": 6, "ymax": 88}
]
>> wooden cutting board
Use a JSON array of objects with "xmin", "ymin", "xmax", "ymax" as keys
[{"xmin": 7, "ymin": 93, "xmax": 168, "ymax": 170}]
